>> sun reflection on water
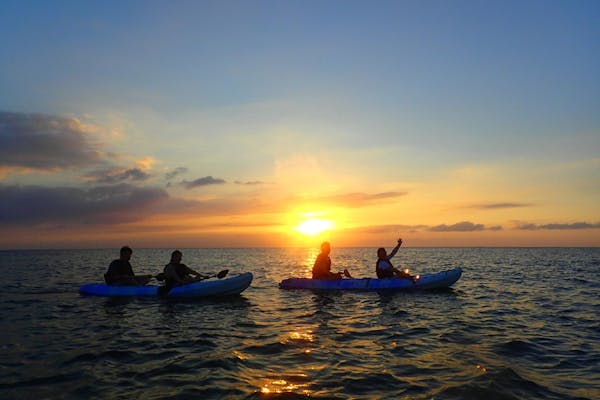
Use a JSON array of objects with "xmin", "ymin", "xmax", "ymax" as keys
[
  {"xmin": 259, "ymin": 375, "xmax": 311, "ymax": 396},
  {"xmin": 301, "ymin": 247, "xmax": 320, "ymax": 276},
  {"xmin": 260, "ymin": 379, "xmax": 298, "ymax": 393},
  {"xmin": 287, "ymin": 330, "xmax": 314, "ymax": 343}
]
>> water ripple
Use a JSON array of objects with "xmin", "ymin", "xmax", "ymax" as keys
[{"xmin": 0, "ymin": 248, "xmax": 599, "ymax": 399}]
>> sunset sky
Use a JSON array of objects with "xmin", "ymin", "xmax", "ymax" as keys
[{"xmin": 1, "ymin": 1, "xmax": 599, "ymax": 249}]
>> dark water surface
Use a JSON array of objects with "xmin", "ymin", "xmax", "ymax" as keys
[{"xmin": 1, "ymin": 247, "xmax": 598, "ymax": 399}]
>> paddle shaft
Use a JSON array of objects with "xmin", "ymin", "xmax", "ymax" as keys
[{"xmin": 155, "ymin": 269, "xmax": 229, "ymax": 282}]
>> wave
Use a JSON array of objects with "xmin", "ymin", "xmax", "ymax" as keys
[{"xmin": 436, "ymin": 367, "xmax": 593, "ymax": 400}]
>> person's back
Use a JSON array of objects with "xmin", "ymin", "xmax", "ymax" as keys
[
  {"xmin": 311, "ymin": 242, "xmax": 350, "ymax": 280},
  {"xmin": 104, "ymin": 246, "xmax": 152, "ymax": 286},
  {"xmin": 105, "ymin": 246, "xmax": 135, "ymax": 285},
  {"xmin": 312, "ymin": 252, "xmax": 333, "ymax": 279}
]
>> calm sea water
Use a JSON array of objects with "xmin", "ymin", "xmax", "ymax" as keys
[{"xmin": 0, "ymin": 247, "xmax": 598, "ymax": 399}]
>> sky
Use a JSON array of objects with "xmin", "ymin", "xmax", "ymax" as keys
[{"xmin": 1, "ymin": 0, "xmax": 599, "ymax": 249}]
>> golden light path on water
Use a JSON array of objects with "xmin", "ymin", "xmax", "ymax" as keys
[{"xmin": 258, "ymin": 330, "xmax": 316, "ymax": 395}]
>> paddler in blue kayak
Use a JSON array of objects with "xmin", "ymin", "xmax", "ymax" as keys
[
  {"xmin": 376, "ymin": 238, "xmax": 417, "ymax": 282},
  {"xmin": 312, "ymin": 241, "xmax": 352, "ymax": 279},
  {"xmin": 163, "ymin": 250, "xmax": 204, "ymax": 288},
  {"xmin": 104, "ymin": 246, "xmax": 153, "ymax": 286}
]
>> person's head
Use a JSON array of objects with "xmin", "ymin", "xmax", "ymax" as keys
[
  {"xmin": 119, "ymin": 246, "xmax": 133, "ymax": 260},
  {"xmin": 170, "ymin": 250, "xmax": 183, "ymax": 263},
  {"xmin": 320, "ymin": 241, "xmax": 331, "ymax": 255},
  {"xmin": 377, "ymin": 247, "xmax": 387, "ymax": 260}
]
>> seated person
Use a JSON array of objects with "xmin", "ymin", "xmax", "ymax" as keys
[
  {"xmin": 163, "ymin": 250, "xmax": 203, "ymax": 288},
  {"xmin": 104, "ymin": 246, "xmax": 152, "ymax": 286},
  {"xmin": 376, "ymin": 238, "xmax": 416, "ymax": 282},
  {"xmin": 312, "ymin": 241, "xmax": 351, "ymax": 280}
]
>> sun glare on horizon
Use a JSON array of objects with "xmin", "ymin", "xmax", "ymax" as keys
[{"xmin": 294, "ymin": 218, "xmax": 334, "ymax": 236}]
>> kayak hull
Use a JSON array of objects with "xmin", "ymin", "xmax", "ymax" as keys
[
  {"xmin": 80, "ymin": 272, "xmax": 253, "ymax": 298},
  {"xmin": 279, "ymin": 268, "xmax": 461, "ymax": 290}
]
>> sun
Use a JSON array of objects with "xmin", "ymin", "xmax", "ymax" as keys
[{"xmin": 294, "ymin": 218, "xmax": 333, "ymax": 236}]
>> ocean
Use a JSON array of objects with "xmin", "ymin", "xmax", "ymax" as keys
[{"xmin": 0, "ymin": 247, "xmax": 598, "ymax": 399}]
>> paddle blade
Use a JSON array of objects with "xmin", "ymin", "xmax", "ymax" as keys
[{"xmin": 216, "ymin": 269, "xmax": 229, "ymax": 279}]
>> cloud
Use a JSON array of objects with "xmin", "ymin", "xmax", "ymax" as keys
[
  {"xmin": 134, "ymin": 156, "xmax": 155, "ymax": 171},
  {"xmin": 181, "ymin": 176, "xmax": 226, "ymax": 189},
  {"xmin": 351, "ymin": 221, "xmax": 503, "ymax": 234},
  {"xmin": 84, "ymin": 167, "xmax": 151, "ymax": 183},
  {"xmin": 0, "ymin": 111, "xmax": 104, "ymax": 172},
  {"xmin": 234, "ymin": 180, "xmax": 267, "ymax": 185},
  {"xmin": 0, "ymin": 184, "xmax": 169, "ymax": 225},
  {"xmin": 317, "ymin": 191, "xmax": 407, "ymax": 208},
  {"xmin": 350, "ymin": 224, "xmax": 429, "ymax": 234},
  {"xmin": 515, "ymin": 222, "xmax": 600, "ymax": 230},
  {"xmin": 165, "ymin": 167, "xmax": 189, "ymax": 180},
  {"xmin": 468, "ymin": 202, "xmax": 532, "ymax": 209},
  {"xmin": 429, "ymin": 221, "xmax": 502, "ymax": 232}
]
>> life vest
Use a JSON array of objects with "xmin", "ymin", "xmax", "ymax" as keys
[
  {"xmin": 376, "ymin": 259, "xmax": 394, "ymax": 279},
  {"xmin": 163, "ymin": 263, "xmax": 190, "ymax": 287}
]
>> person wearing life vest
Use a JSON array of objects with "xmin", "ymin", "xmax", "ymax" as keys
[
  {"xmin": 376, "ymin": 238, "xmax": 416, "ymax": 282},
  {"xmin": 163, "ymin": 250, "xmax": 203, "ymax": 288}
]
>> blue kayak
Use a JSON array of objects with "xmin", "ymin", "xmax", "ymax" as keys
[
  {"xmin": 80, "ymin": 272, "xmax": 253, "ymax": 298},
  {"xmin": 279, "ymin": 268, "xmax": 461, "ymax": 290}
]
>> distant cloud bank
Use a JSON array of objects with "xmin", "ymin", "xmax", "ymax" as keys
[
  {"xmin": 355, "ymin": 220, "xmax": 600, "ymax": 234},
  {"xmin": 0, "ymin": 184, "xmax": 168, "ymax": 225},
  {"xmin": 516, "ymin": 222, "xmax": 600, "ymax": 230},
  {"xmin": 0, "ymin": 111, "xmax": 103, "ymax": 172},
  {"xmin": 429, "ymin": 221, "xmax": 503, "ymax": 232}
]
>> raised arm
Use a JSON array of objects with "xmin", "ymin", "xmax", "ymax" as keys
[{"xmin": 387, "ymin": 238, "xmax": 403, "ymax": 260}]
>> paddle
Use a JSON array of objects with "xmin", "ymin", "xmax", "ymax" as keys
[
  {"xmin": 198, "ymin": 269, "xmax": 229, "ymax": 281},
  {"xmin": 154, "ymin": 269, "xmax": 229, "ymax": 282}
]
